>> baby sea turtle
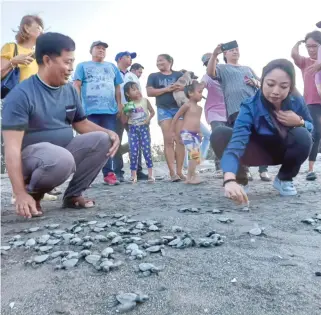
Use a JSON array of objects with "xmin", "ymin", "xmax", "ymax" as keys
[
  {"xmin": 148, "ymin": 225, "xmax": 159, "ymax": 232},
  {"xmin": 85, "ymin": 254, "xmax": 101, "ymax": 266},
  {"xmin": 249, "ymin": 225, "xmax": 265, "ymax": 236},
  {"xmin": 94, "ymin": 235, "xmax": 108, "ymax": 242},
  {"xmin": 47, "ymin": 239, "xmax": 61, "ymax": 246},
  {"xmin": 62, "ymin": 258, "xmax": 79, "ymax": 269},
  {"xmin": 33, "ymin": 254, "xmax": 49, "ymax": 264},
  {"xmin": 146, "ymin": 245, "xmax": 163, "ymax": 253},
  {"xmin": 301, "ymin": 218, "xmax": 316, "ymax": 225},
  {"xmin": 218, "ymin": 217, "xmax": 234, "ymax": 224},
  {"xmin": 101, "ymin": 247, "xmax": 114, "ymax": 258},
  {"xmin": 314, "ymin": 226, "xmax": 321, "ymax": 234}
]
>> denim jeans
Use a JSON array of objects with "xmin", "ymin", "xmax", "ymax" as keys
[
  {"xmin": 184, "ymin": 122, "xmax": 211, "ymax": 168},
  {"xmin": 87, "ymin": 114, "xmax": 117, "ymax": 177}
]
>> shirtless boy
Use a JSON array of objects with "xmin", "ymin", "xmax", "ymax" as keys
[{"xmin": 171, "ymin": 80, "xmax": 205, "ymax": 184}]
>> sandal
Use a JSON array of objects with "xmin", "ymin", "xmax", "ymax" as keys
[
  {"xmin": 177, "ymin": 174, "xmax": 186, "ymax": 181},
  {"xmin": 131, "ymin": 177, "xmax": 137, "ymax": 184},
  {"xmin": 43, "ymin": 193, "xmax": 58, "ymax": 201},
  {"xmin": 171, "ymin": 174, "xmax": 181, "ymax": 182},
  {"xmin": 63, "ymin": 196, "xmax": 96, "ymax": 209},
  {"xmin": 260, "ymin": 172, "xmax": 271, "ymax": 182},
  {"xmin": 148, "ymin": 176, "xmax": 155, "ymax": 183}
]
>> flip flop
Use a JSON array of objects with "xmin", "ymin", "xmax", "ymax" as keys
[
  {"xmin": 62, "ymin": 196, "xmax": 96, "ymax": 209},
  {"xmin": 171, "ymin": 174, "xmax": 181, "ymax": 182},
  {"xmin": 177, "ymin": 174, "xmax": 186, "ymax": 181},
  {"xmin": 260, "ymin": 172, "xmax": 271, "ymax": 182}
]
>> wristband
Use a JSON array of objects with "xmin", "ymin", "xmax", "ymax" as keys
[{"xmin": 223, "ymin": 179, "xmax": 236, "ymax": 187}]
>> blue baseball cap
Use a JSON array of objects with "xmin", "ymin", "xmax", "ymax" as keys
[{"xmin": 115, "ymin": 51, "xmax": 137, "ymax": 62}]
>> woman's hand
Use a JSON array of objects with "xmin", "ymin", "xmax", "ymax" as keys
[
  {"xmin": 306, "ymin": 62, "xmax": 321, "ymax": 75},
  {"xmin": 224, "ymin": 181, "xmax": 248, "ymax": 204},
  {"xmin": 275, "ymin": 110, "xmax": 302, "ymax": 127},
  {"xmin": 166, "ymin": 84, "xmax": 177, "ymax": 93},
  {"xmin": 11, "ymin": 53, "xmax": 34, "ymax": 66},
  {"xmin": 213, "ymin": 44, "xmax": 223, "ymax": 57},
  {"xmin": 173, "ymin": 83, "xmax": 184, "ymax": 91},
  {"xmin": 245, "ymin": 78, "xmax": 259, "ymax": 87}
]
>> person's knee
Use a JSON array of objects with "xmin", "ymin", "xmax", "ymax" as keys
[
  {"xmin": 163, "ymin": 134, "xmax": 174, "ymax": 146},
  {"xmin": 289, "ymin": 127, "xmax": 312, "ymax": 155},
  {"xmin": 54, "ymin": 149, "xmax": 76, "ymax": 175},
  {"xmin": 91, "ymin": 131, "xmax": 112, "ymax": 153}
]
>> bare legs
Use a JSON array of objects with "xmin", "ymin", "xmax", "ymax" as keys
[{"xmin": 160, "ymin": 119, "xmax": 185, "ymax": 179}]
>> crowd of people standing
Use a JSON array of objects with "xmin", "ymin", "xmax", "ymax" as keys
[{"xmin": 1, "ymin": 15, "xmax": 321, "ymax": 218}]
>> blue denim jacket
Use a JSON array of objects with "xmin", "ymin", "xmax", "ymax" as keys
[{"xmin": 221, "ymin": 90, "xmax": 313, "ymax": 174}]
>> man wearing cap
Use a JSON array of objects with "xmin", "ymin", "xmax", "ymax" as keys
[
  {"xmin": 114, "ymin": 51, "xmax": 148, "ymax": 181},
  {"xmin": 74, "ymin": 41, "xmax": 123, "ymax": 186}
]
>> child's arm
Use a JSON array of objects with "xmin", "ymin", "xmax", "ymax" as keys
[
  {"xmin": 170, "ymin": 103, "xmax": 189, "ymax": 134},
  {"xmin": 145, "ymin": 99, "xmax": 155, "ymax": 124}
]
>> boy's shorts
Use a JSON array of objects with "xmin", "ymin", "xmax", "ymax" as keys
[{"xmin": 180, "ymin": 130, "xmax": 201, "ymax": 163}]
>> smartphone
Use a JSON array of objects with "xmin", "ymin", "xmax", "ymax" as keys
[{"xmin": 221, "ymin": 40, "xmax": 238, "ymax": 52}]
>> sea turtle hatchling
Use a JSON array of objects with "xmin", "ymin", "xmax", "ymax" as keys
[
  {"xmin": 314, "ymin": 226, "xmax": 321, "ymax": 234},
  {"xmin": 218, "ymin": 217, "xmax": 234, "ymax": 224},
  {"xmin": 301, "ymin": 218, "xmax": 317, "ymax": 225}
]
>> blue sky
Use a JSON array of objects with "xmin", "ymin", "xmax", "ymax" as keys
[{"xmin": 1, "ymin": 0, "xmax": 320, "ymax": 143}]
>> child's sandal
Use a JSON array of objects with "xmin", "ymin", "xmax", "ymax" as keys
[
  {"xmin": 131, "ymin": 177, "xmax": 137, "ymax": 184},
  {"xmin": 148, "ymin": 176, "xmax": 155, "ymax": 183}
]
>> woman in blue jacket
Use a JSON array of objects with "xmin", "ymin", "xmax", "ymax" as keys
[{"xmin": 211, "ymin": 59, "xmax": 313, "ymax": 204}]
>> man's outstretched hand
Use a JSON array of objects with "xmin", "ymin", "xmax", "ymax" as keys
[{"xmin": 15, "ymin": 192, "xmax": 42, "ymax": 218}]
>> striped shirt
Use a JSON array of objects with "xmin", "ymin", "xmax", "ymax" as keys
[{"xmin": 216, "ymin": 64, "xmax": 258, "ymax": 117}]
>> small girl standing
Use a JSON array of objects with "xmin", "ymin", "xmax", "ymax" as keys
[{"xmin": 123, "ymin": 82, "xmax": 155, "ymax": 183}]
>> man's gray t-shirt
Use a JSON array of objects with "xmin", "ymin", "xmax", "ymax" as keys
[
  {"xmin": 2, "ymin": 75, "xmax": 86, "ymax": 149},
  {"xmin": 216, "ymin": 64, "xmax": 258, "ymax": 117}
]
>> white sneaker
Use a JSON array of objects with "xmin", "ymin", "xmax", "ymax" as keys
[{"xmin": 273, "ymin": 177, "xmax": 297, "ymax": 196}]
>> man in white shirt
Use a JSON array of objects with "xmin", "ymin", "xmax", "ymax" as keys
[{"xmin": 124, "ymin": 63, "xmax": 144, "ymax": 90}]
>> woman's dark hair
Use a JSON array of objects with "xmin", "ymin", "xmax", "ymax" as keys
[
  {"xmin": 304, "ymin": 30, "xmax": 321, "ymax": 45},
  {"xmin": 123, "ymin": 81, "xmax": 139, "ymax": 102},
  {"xmin": 223, "ymin": 56, "xmax": 227, "ymax": 63},
  {"xmin": 261, "ymin": 59, "xmax": 296, "ymax": 93},
  {"xmin": 15, "ymin": 15, "xmax": 44, "ymax": 44},
  {"xmin": 35, "ymin": 32, "xmax": 75, "ymax": 65},
  {"xmin": 158, "ymin": 54, "xmax": 174, "ymax": 70}
]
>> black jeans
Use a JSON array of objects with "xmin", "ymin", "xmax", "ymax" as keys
[
  {"xmin": 210, "ymin": 121, "xmax": 227, "ymax": 170},
  {"xmin": 211, "ymin": 126, "xmax": 312, "ymax": 185},
  {"xmin": 115, "ymin": 119, "xmax": 143, "ymax": 177},
  {"xmin": 307, "ymin": 104, "xmax": 321, "ymax": 162}
]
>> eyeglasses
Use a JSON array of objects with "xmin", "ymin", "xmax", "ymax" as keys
[{"xmin": 305, "ymin": 44, "xmax": 319, "ymax": 49}]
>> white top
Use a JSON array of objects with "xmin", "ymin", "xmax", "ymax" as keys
[{"xmin": 120, "ymin": 70, "xmax": 141, "ymax": 104}]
